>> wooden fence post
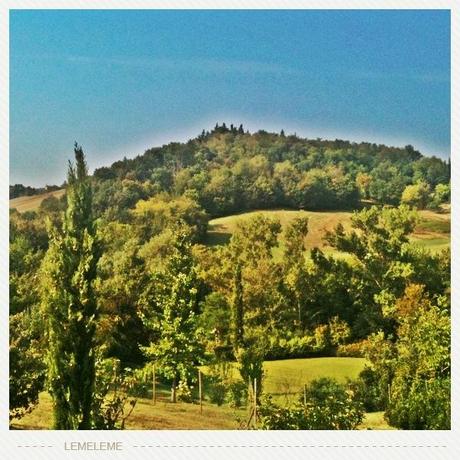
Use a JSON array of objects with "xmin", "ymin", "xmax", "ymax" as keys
[
  {"xmin": 198, "ymin": 369, "xmax": 203, "ymax": 414},
  {"xmin": 152, "ymin": 363, "xmax": 156, "ymax": 405},
  {"xmin": 303, "ymin": 384, "xmax": 307, "ymax": 406},
  {"xmin": 254, "ymin": 378, "xmax": 257, "ymax": 429}
]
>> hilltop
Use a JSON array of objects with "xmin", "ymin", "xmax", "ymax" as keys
[{"xmin": 11, "ymin": 124, "xmax": 450, "ymax": 220}]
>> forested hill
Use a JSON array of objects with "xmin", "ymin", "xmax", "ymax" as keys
[{"xmin": 91, "ymin": 123, "xmax": 450, "ymax": 219}]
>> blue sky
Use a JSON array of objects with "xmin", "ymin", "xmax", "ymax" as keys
[{"xmin": 10, "ymin": 9, "xmax": 450, "ymax": 187}]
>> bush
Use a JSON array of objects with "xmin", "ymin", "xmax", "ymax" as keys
[
  {"xmin": 235, "ymin": 346, "xmax": 264, "ymax": 399},
  {"xmin": 92, "ymin": 358, "xmax": 137, "ymax": 430},
  {"xmin": 203, "ymin": 362, "xmax": 233, "ymax": 406},
  {"xmin": 351, "ymin": 366, "xmax": 386, "ymax": 411},
  {"xmin": 259, "ymin": 377, "xmax": 364, "ymax": 430},
  {"xmin": 264, "ymin": 332, "xmax": 331, "ymax": 360},
  {"xmin": 328, "ymin": 316, "xmax": 351, "ymax": 346},
  {"xmin": 385, "ymin": 376, "xmax": 450, "ymax": 430},
  {"xmin": 9, "ymin": 311, "xmax": 46, "ymax": 421},
  {"xmin": 177, "ymin": 380, "xmax": 194, "ymax": 403},
  {"xmin": 336, "ymin": 340, "xmax": 367, "ymax": 358},
  {"xmin": 313, "ymin": 324, "xmax": 330, "ymax": 350},
  {"xmin": 207, "ymin": 378, "xmax": 226, "ymax": 406},
  {"xmin": 227, "ymin": 381, "xmax": 248, "ymax": 408}
]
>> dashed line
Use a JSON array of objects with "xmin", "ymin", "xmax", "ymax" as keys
[{"xmin": 131, "ymin": 445, "xmax": 447, "ymax": 448}]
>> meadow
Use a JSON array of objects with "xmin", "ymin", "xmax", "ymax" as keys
[
  {"xmin": 12, "ymin": 356, "xmax": 392, "ymax": 430},
  {"xmin": 9, "ymin": 189, "xmax": 65, "ymax": 213},
  {"xmin": 205, "ymin": 207, "xmax": 450, "ymax": 255}
]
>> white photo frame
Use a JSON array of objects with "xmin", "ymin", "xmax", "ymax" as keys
[{"xmin": 1, "ymin": 2, "xmax": 457, "ymax": 459}]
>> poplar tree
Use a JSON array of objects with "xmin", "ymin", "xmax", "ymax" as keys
[
  {"xmin": 232, "ymin": 261, "xmax": 244, "ymax": 350},
  {"xmin": 141, "ymin": 228, "xmax": 203, "ymax": 403},
  {"xmin": 42, "ymin": 144, "xmax": 99, "ymax": 429}
]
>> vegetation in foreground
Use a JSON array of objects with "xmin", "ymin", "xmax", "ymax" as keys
[
  {"xmin": 10, "ymin": 129, "xmax": 450, "ymax": 430},
  {"xmin": 14, "ymin": 357, "xmax": 391, "ymax": 430}
]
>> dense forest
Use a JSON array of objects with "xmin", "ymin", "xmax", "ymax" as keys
[{"xmin": 10, "ymin": 126, "xmax": 451, "ymax": 430}]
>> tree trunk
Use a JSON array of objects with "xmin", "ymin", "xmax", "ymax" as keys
[{"xmin": 171, "ymin": 376, "xmax": 177, "ymax": 403}]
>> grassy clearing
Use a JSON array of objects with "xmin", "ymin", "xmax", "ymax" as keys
[
  {"xmin": 264, "ymin": 357, "xmax": 366, "ymax": 394},
  {"xmin": 205, "ymin": 208, "xmax": 450, "ymax": 255},
  {"xmin": 13, "ymin": 357, "xmax": 391, "ymax": 430},
  {"xmin": 9, "ymin": 189, "xmax": 65, "ymax": 213},
  {"xmin": 359, "ymin": 411, "xmax": 394, "ymax": 430},
  {"xmin": 205, "ymin": 209, "xmax": 353, "ymax": 251}
]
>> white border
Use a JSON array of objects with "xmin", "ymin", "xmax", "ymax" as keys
[{"xmin": 1, "ymin": 2, "xmax": 457, "ymax": 459}]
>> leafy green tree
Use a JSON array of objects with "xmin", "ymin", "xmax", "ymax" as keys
[
  {"xmin": 325, "ymin": 205, "xmax": 419, "ymax": 335},
  {"xmin": 412, "ymin": 156, "xmax": 450, "ymax": 188},
  {"xmin": 198, "ymin": 292, "xmax": 231, "ymax": 354},
  {"xmin": 369, "ymin": 161, "xmax": 407, "ymax": 205},
  {"xmin": 355, "ymin": 171, "xmax": 372, "ymax": 199},
  {"xmin": 95, "ymin": 225, "xmax": 148, "ymax": 367},
  {"xmin": 401, "ymin": 182, "xmax": 430, "ymax": 209},
  {"xmin": 283, "ymin": 217, "xmax": 309, "ymax": 328},
  {"xmin": 385, "ymin": 285, "xmax": 450, "ymax": 429},
  {"xmin": 231, "ymin": 261, "xmax": 244, "ymax": 349},
  {"xmin": 9, "ymin": 310, "xmax": 46, "ymax": 421},
  {"xmin": 141, "ymin": 228, "xmax": 204, "ymax": 402},
  {"xmin": 430, "ymin": 183, "xmax": 450, "ymax": 208},
  {"xmin": 133, "ymin": 194, "xmax": 208, "ymax": 242},
  {"xmin": 41, "ymin": 144, "xmax": 100, "ymax": 429}
]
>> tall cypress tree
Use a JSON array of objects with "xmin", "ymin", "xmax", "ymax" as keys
[{"xmin": 42, "ymin": 144, "xmax": 99, "ymax": 429}]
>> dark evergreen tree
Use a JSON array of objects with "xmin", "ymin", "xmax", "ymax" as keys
[{"xmin": 41, "ymin": 144, "xmax": 100, "ymax": 429}]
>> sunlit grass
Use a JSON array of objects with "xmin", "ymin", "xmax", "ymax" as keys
[{"xmin": 205, "ymin": 208, "xmax": 450, "ymax": 255}]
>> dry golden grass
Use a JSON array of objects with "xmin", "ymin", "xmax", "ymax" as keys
[
  {"xmin": 206, "ymin": 208, "xmax": 450, "ymax": 254},
  {"xmin": 10, "ymin": 189, "xmax": 65, "ymax": 213}
]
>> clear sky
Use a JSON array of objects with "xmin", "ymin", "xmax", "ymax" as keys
[{"xmin": 10, "ymin": 9, "xmax": 450, "ymax": 187}]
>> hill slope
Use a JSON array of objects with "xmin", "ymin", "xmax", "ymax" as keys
[
  {"xmin": 205, "ymin": 208, "xmax": 450, "ymax": 254},
  {"xmin": 9, "ymin": 189, "xmax": 65, "ymax": 213}
]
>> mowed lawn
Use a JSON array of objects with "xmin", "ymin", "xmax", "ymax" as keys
[
  {"xmin": 205, "ymin": 208, "xmax": 450, "ymax": 255},
  {"xmin": 13, "ymin": 357, "xmax": 392, "ymax": 430},
  {"xmin": 10, "ymin": 189, "xmax": 65, "ymax": 213}
]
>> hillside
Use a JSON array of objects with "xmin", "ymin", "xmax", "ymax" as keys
[
  {"xmin": 9, "ymin": 189, "xmax": 65, "ymax": 213},
  {"xmin": 10, "ymin": 133, "xmax": 451, "ymax": 431},
  {"xmin": 205, "ymin": 208, "xmax": 450, "ymax": 254},
  {"xmin": 88, "ymin": 125, "xmax": 450, "ymax": 219}
]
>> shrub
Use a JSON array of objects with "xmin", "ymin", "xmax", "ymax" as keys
[
  {"xmin": 259, "ymin": 377, "xmax": 363, "ymax": 430},
  {"xmin": 227, "ymin": 381, "xmax": 248, "ymax": 408},
  {"xmin": 336, "ymin": 340, "xmax": 367, "ymax": 358},
  {"xmin": 328, "ymin": 316, "xmax": 351, "ymax": 346},
  {"xmin": 207, "ymin": 378, "xmax": 226, "ymax": 406},
  {"xmin": 313, "ymin": 324, "xmax": 330, "ymax": 350},
  {"xmin": 177, "ymin": 380, "xmax": 194, "ymax": 403},
  {"xmin": 235, "ymin": 346, "xmax": 264, "ymax": 399},
  {"xmin": 92, "ymin": 358, "xmax": 137, "ymax": 430},
  {"xmin": 264, "ymin": 332, "xmax": 330, "ymax": 360},
  {"xmin": 351, "ymin": 366, "xmax": 386, "ymax": 411},
  {"xmin": 9, "ymin": 311, "xmax": 46, "ymax": 421}
]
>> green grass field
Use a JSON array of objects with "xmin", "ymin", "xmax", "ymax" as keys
[
  {"xmin": 12, "ymin": 357, "xmax": 391, "ymax": 430},
  {"xmin": 10, "ymin": 189, "xmax": 65, "ymax": 213},
  {"xmin": 205, "ymin": 208, "xmax": 450, "ymax": 255}
]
